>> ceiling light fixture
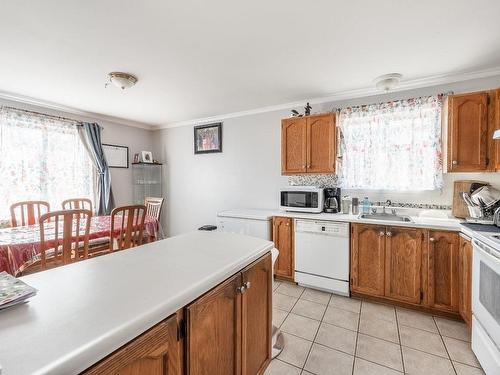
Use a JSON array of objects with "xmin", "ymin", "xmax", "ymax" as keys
[
  {"xmin": 106, "ymin": 72, "xmax": 138, "ymax": 90},
  {"xmin": 374, "ymin": 73, "xmax": 403, "ymax": 92}
]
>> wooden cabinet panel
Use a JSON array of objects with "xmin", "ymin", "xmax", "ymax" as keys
[
  {"xmin": 493, "ymin": 89, "xmax": 500, "ymax": 170},
  {"xmin": 384, "ymin": 227, "xmax": 423, "ymax": 304},
  {"xmin": 281, "ymin": 117, "xmax": 307, "ymax": 174},
  {"xmin": 459, "ymin": 236, "xmax": 473, "ymax": 326},
  {"xmin": 241, "ymin": 254, "xmax": 272, "ymax": 375},
  {"xmin": 351, "ymin": 224, "xmax": 385, "ymax": 296},
  {"xmin": 82, "ymin": 314, "xmax": 181, "ymax": 375},
  {"xmin": 448, "ymin": 92, "xmax": 489, "ymax": 171},
  {"xmin": 186, "ymin": 273, "xmax": 242, "ymax": 375},
  {"xmin": 306, "ymin": 113, "xmax": 335, "ymax": 173},
  {"xmin": 427, "ymin": 231, "xmax": 460, "ymax": 312},
  {"xmin": 272, "ymin": 217, "xmax": 294, "ymax": 281}
]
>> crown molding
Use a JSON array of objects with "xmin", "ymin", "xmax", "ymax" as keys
[
  {"xmin": 0, "ymin": 90, "xmax": 156, "ymax": 130},
  {"xmin": 157, "ymin": 66, "xmax": 500, "ymax": 129}
]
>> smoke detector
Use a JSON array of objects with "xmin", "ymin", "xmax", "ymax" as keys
[
  {"xmin": 106, "ymin": 72, "xmax": 138, "ymax": 90},
  {"xmin": 374, "ymin": 73, "xmax": 402, "ymax": 92}
]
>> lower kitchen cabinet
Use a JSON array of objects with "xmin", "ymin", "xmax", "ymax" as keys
[
  {"xmin": 186, "ymin": 253, "xmax": 272, "ymax": 375},
  {"xmin": 351, "ymin": 224, "xmax": 461, "ymax": 316},
  {"xmin": 82, "ymin": 314, "xmax": 182, "ymax": 375},
  {"xmin": 427, "ymin": 230, "xmax": 460, "ymax": 313},
  {"xmin": 82, "ymin": 253, "xmax": 272, "ymax": 375},
  {"xmin": 385, "ymin": 227, "xmax": 424, "ymax": 304},
  {"xmin": 459, "ymin": 235, "xmax": 473, "ymax": 326},
  {"xmin": 272, "ymin": 216, "xmax": 294, "ymax": 281},
  {"xmin": 351, "ymin": 224, "xmax": 386, "ymax": 296}
]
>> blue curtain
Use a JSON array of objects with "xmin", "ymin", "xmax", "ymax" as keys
[{"xmin": 78, "ymin": 123, "xmax": 115, "ymax": 215}]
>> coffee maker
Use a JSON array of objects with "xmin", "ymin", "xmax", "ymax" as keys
[{"xmin": 324, "ymin": 188, "xmax": 341, "ymax": 213}]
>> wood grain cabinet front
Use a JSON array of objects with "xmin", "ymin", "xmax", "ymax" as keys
[
  {"xmin": 186, "ymin": 253, "xmax": 272, "ymax": 375},
  {"xmin": 281, "ymin": 113, "xmax": 335, "ymax": 175},
  {"xmin": 458, "ymin": 235, "xmax": 473, "ymax": 326},
  {"xmin": 82, "ymin": 314, "xmax": 182, "ymax": 375},
  {"xmin": 272, "ymin": 217, "xmax": 294, "ymax": 281},
  {"xmin": 350, "ymin": 224, "xmax": 386, "ymax": 296},
  {"xmin": 384, "ymin": 227, "xmax": 424, "ymax": 304},
  {"xmin": 426, "ymin": 230, "xmax": 460, "ymax": 313}
]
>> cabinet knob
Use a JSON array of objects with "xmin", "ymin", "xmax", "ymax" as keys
[
  {"xmin": 236, "ymin": 286, "xmax": 246, "ymax": 294},
  {"xmin": 386, "ymin": 231, "xmax": 392, "ymax": 237},
  {"xmin": 302, "ymin": 165, "xmax": 306, "ymax": 169},
  {"xmin": 452, "ymin": 160, "xmax": 458, "ymax": 165},
  {"xmin": 379, "ymin": 231, "xmax": 385, "ymax": 237},
  {"xmin": 243, "ymin": 281, "xmax": 251, "ymax": 289},
  {"xmin": 429, "ymin": 237, "xmax": 435, "ymax": 242}
]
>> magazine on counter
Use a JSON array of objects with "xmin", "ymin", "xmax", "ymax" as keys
[{"xmin": 0, "ymin": 272, "xmax": 37, "ymax": 310}]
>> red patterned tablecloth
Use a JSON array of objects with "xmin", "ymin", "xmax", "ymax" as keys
[{"xmin": 0, "ymin": 216, "xmax": 159, "ymax": 276}]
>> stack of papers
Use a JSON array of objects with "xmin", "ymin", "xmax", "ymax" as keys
[{"xmin": 0, "ymin": 272, "xmax": 37, "ymax": 310}]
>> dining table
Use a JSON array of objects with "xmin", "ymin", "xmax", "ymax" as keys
[{"xmin": 0, "ymin": 215, "xmax": 160, "ymax": 276}]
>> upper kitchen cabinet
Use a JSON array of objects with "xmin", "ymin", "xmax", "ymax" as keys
[
  {"xmin": 447, "ymin": 91, "xmax": 489, "ymax": 172},
  {"xmin": 281, "ymin": 113, "xmax": 336, "ymax": 175},
  {"xmin": 493, "ymin": 89, "xmax": 500, "ymax": 170}
]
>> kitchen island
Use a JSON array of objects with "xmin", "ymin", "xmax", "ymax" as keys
[{"xmin": 0, "ymin": 231, "xmax": 274, "ymax": 375}]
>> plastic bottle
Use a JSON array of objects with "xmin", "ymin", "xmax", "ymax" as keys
[{"xmin": 362, "ymin": 197, "xmax": 371, "ymax": 214}]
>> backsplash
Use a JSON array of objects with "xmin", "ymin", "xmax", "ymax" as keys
[
  {"xmin": 288, "ymin": 174, "xmax": 452, "ymax": 210},
  {"xmin": 288, "ymin": 174, "xmax": 338, "ymax": 188}
]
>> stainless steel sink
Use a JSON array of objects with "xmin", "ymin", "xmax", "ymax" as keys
[{"xmin": 358, "ymin": 213, "xmax": 413, "ymax": 223}]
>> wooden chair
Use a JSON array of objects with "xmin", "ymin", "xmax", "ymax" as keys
[
  {"xmin": 110, "ymin": 205, "xmax": 147, "ymax": 251},
  {"xmin": 62, "ymin": 198, "xmax": 93, "ymax": 212},
  {"xmin": 10, "ymin": 201, "xmax": 50, "ymax": 227},
  {"xmin": 145, "ymin": 197, "xmax": 164, "ymax": 221},
  {"xmin": 22, "ymin": 209, "xmax": 92, "ymax": 274}
]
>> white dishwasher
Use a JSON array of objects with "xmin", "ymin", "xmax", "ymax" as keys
[{"xmin": 295, "ymin": 219, "xmax": 350, "ymax": 296}]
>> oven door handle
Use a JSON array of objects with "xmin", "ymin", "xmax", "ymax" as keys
[{"xmin": 473, "ymin": 239, "xmax": 500, "ymax": 262}]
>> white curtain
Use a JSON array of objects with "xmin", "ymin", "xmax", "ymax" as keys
[
  {"xmin": 0, "ymin": 108, "xmax": 94, "ymax": 220},
  {"xmin": 338, "ymin": 95, "xmax": 443, "ymax": 191}
]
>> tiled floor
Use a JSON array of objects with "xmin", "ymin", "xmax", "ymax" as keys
[{"xmin": 266, "ymin": 281, "xmax": 485, "ymax": 375}]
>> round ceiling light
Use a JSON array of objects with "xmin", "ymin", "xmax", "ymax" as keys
[
  {"xmin": 107, "ymin": 72, "xmax": 138, "ymax": 90},
  {"xmin": 374, "ymin": 73, "xmax": 402, "ymax": 91}
]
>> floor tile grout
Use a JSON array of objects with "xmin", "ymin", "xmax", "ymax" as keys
[{"xmin": 271, "ymin": 281, "xmax": 478, "ymax": 375}]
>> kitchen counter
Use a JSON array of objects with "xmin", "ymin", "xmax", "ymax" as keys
[
  {"xmin": 0, "ymin": 231, "xmax": 274, "ymax": 375},
  {"xmin": 218, "ymin": 208, "xmax": 464, "ymax": 231}
]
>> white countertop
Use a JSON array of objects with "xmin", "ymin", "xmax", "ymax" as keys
[
  {"xmin": 0, "ymin": 231, "xmax": 274, "ymax": 375},
  {"xmin": 217, "ymin": 208, "xmax": 464, "ymax": 231}
]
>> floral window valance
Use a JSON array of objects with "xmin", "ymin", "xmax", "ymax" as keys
[{"xmin": 338, "ymin": 95, "xmax": 443, "ymax": 191}]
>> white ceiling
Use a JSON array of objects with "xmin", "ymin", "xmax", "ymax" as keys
[{"xmin": 1, "ymin": 0, "xmax": 500, "ymax": 128}]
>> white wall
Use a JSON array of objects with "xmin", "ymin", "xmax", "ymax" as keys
[
  {"xmin": 154, "ymin": 75, "xmax": 500, "ymax": 236},
  {"xmin": 0, "ymin": 97, "xmax": 154, "ymax": 207}
]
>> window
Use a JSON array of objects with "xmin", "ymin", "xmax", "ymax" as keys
[
  {"xmin": 338, "ymin": 95, "xmax": 443, "ymax": 191},
  {"xmin": 0, "ymin": 108, "xmax": 94, "ymax": 220}
]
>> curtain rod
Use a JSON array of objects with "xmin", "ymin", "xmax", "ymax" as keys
[{"xmin": 1, "ymin": 105, "xmax": 84, "ymax": 125}]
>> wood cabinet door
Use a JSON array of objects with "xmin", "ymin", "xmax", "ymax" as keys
[
  {"xmin": 384, "ymin": 227, "xmax": 423, "ymax": 304},
  {"xmin": 186, "ymin": 273, "xmax": 242, "ymax": 375},
  {"xmin": 427, "ymin": 231, "xmax": 460, "ymax": 312},
  {"xmin": 272, "ymin": 217, "xmax": 294, "ymax": 281},
  {"xmin": 306, "ymin": 113, "xmax": 335, "ymax": 173},
  {"xmin": 448, "ymin": 92, "xmax": 489, "ymax": 171},
  {"xmin": 82, "ymin": 314, "xmax": 181, "ymax": 375},
  {"xmin": 493, "ymin": 89, "xmax": 500, "ymax": 170},
  {"xmin": 459, "ymin": 236, "xmax": 473, "ymax": 326},
  {"xmin": 281, "ymin": 117, "xmax": 307, "ymax": 174},
  {"xmin": 351, "ymin": 224, "xmax": 386, "ymax": 296},
  {"xmin": 241, "ymin": 254, "xmax": 272, "ymax": 375}
]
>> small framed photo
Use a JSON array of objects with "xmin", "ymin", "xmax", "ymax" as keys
[
  {"xmin": 194, "ymin": 122, "xmax": 222, "ymax": 154},
  {"xmin": 102, "ymin": 144, "xmax": 129, "ymax": 168},
  {"xmin": 133, "ymin": 153, "xmax": 140, "ymax": 163},
  {"xmin": 141, "ymin": 151, "xmax": 153, "ymax": 163}
]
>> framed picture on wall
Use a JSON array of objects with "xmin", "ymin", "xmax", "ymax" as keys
[
  {"xmin": 102, "ymin": 144, "xmax": 129, "ymax": 168},
  {"xmin": 194, "ymin": 122, "xmax": 222, "ymax": 154}
]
